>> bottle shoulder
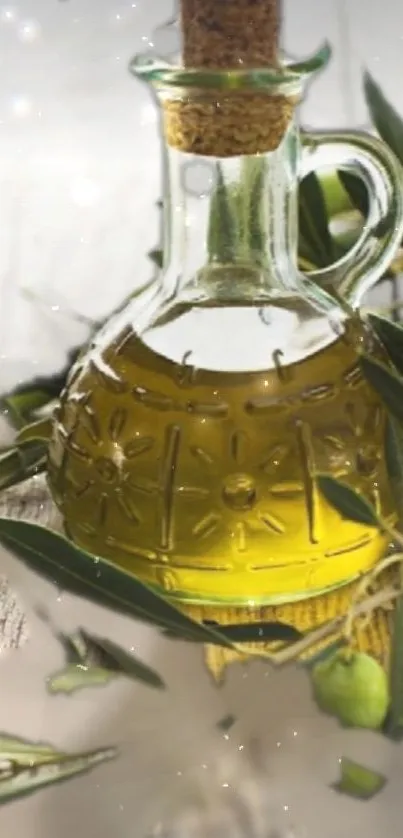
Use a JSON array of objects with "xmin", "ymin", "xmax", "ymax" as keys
[
  {"xmin": 94, "ymin": 282, "xmax": 350, "ymax": 374},
  {"xmin": 67, "ymin": 309, "xmax": 372, "ymax": 413}
]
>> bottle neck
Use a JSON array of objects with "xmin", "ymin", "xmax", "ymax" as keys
[{"xmin": 159, "ymin": 121, "xmax": 302, "ymax": 305}]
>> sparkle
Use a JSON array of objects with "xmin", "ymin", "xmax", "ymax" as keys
[
  {"xmin": 11, "ymin": 95, "xmax": 32, "ymax": 118},
  {"xmin": 18, "ymin": 20, "xmax": 41, "ymax": 42},
  {"xmin": 1, "ymin": 7, "xmax": 16, "ymax": 22},
  {"xmin": 112, "ymin": 444, "xmax": 125, "ymax": 469}
]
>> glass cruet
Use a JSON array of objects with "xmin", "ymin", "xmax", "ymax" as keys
[{"xmin": 47, "ymin": 23, "xmax": 403, "ymax": 645}]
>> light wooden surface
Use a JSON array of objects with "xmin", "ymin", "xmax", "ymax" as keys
[{"xmin": 0, "ymin": 477, "xmax": 57, "ymax": 653}]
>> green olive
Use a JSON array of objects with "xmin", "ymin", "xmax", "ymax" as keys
[{"xmin": 311, "ymin": 649, "xmax": 389, "ymax": 730}]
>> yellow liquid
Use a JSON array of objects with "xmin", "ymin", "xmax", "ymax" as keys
[{"xmin": 48, "ymin": 319, "xmax": 395, "ymax": 606}]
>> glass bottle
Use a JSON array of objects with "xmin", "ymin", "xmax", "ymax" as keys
[{"xmin": 47, "ymin": 43, "xmax": 403, "ymax": 619}]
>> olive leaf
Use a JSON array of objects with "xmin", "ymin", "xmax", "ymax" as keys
[
  {"xmin": 207, "ymin": 164, "xmax": 238, "ymax": 263},
  {"xmin": 298, "ymin": 172, "xmax": 335, "ymax": 268},
  {"xmin": 318, "ymin": 170, "xmax": 352, "ymax": 217},
  {"xmin": 1, "ymin": 349, "xmax": 80, "ymax": 430},
  {"xmin": 162, "ymin": 620, "xmax": 302, "ymax": 644},
  {"xmin": 48, "ymin": 666, "xmax": 119, "ymax": 694},
  {"xmin": 15, "ymin": 417, "xmax": 52, "ymax": 445},
  {"xmin": 367, "ymin": 314, "xmax": 403, "ymax": 375},
  {"xmin": 334, "ymin": 172, "xmax": 392, "ymax": 242},
  {"xmin": 384, "ymin": 417, "xmax": 403, "ymax": 526},
  {"xmin": 148, "ymin": 248, "xmax": 163, "ymax": 269},
  {"xmin": 317, "ymin": 475, "xmax": 379, "ymax": 526},
  {"xmin": 360, "ymin": 354, "xmax": 403, "ymax": 422},
  {"xmin": 0, "ymin": 518, "xmax": 233, "ymax": 649},
  {"xmin": 1, "ymin": 391, "xmax": 54, "ymax": 430},
  {"xmin": 47, "ymin": 627, "xmax": 165, "ymax": 695},
  {"xmin": 364, "ymin": 71, "xmax": 403, "ymax": 166},
  {"xmin": 332, "ymin": 757, "xmax": 386, "ymax": 800},
  {"xmin": 216, "ymin": 714, "xmax": 237, "ymax": 733},
  {"xmin": 384, "ymin": 596, "xmax": 403, "ymax": 741},
  {"xmin": 384, "ymin": 416, "xmax": 403, "ymax": 486},
  {"xmin": 384, "ymin": 422, "xmax": 403, "ymax": 741},
  {"xmin": 337, "ymin": 171, "xmax": 369, "ymax": 219},
  {"xmin": 0, "ymin": 441, "xmax": 47, "ymax": 493},
  {"xmin": 245, "ymin": 157, "xmax": 267, "ymax": 265},
  {"xmin": 0, "ymin": 734, "xmax": 116, "ymax": 805},
  {"xmin": 0, "ymin": 416, "xmax": 52, "ymax": 493}
]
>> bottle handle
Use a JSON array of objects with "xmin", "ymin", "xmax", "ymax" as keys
[{"xmin": 299, "ymin": 130, "xmax": 403, "ymax": 307}]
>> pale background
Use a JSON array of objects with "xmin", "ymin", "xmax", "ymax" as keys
[{"xmin": 1, "ymin": 1, "xmax": 403, "ymax": 837}]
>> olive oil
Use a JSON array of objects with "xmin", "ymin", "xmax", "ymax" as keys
[{"xmin": 48, "ymin": 318, "xmax": 394, "ymax": 606}]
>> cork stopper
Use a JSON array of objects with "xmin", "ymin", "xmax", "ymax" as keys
[
  {"xmin": 162, "ymin": 0, "xmax": 296, "ymax": 157},
  {"xmin": 181, "ymin": 0, "xmax": 281, "ymax": 69}
]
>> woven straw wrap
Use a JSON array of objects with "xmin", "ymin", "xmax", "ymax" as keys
[{"xmin": 186, "ymin": 571, "xmax": 397, "ymax": 681}]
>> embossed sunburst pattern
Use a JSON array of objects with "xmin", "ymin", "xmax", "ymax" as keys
[{"xmin": 48, "ymin": 321, "xmax": 395, "ymax": 606}]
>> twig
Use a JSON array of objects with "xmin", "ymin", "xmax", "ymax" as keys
[{"xmin": 232, "ymin": 586, "xmax": 399, "ymax": 667}]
